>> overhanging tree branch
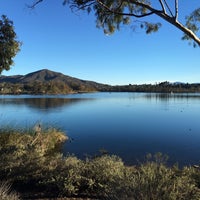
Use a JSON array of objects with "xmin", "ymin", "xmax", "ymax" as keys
[
  {"xmin": 175, "ymin": 0, "xmax": 178, "ymax": 21},
  {"xmin": 29, "ymin": 0, "xmax": 200, "ymax": 46},
  {"xmin": 96, "ymin": 0, "xmax": 156, "ymax": 18},
  {"xmin": 163, "ymin": 0, "xmax": 174, "ymax": 17},
  {"xmin": 159, "ymin": 0, "xmax": 166, "ymax": 14},
  {"xmin": 27, "ymin": 0, "xmax": 44, "ymax": 9},
  {"xmin": 96, "ymin": 0, "xmax": 200, "ymax": 45}
]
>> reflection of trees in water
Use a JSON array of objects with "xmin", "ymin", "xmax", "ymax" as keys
[
  {"xmin": 144, "ymin": 93, "xmax": 200, "ymax": 101},
  {"xmin": 25, "ymin": 98, "xmax": 84, "ymax": 110},
  {"xmin": 0, "ymin": 97, "xmax": 92, "ymax": 111}
]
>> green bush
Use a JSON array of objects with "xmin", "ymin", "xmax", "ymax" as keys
[
  {"xmin": 76, "ymin": 153, "xmax": 200, "ymax": 200},
  {"xmin": 127, "ymin": 162, "xmax": 200, "ymax": 200},
  {"xmin": 37, "ymin": 155, "xmax": 83, "ymax": 196},
  {"xmin": 79, "ymin": 155, "xmax": 125, "ymax": 198}
]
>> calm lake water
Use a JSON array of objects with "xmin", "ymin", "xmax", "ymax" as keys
[{"xmin": 1, "ymin": 92, "xmax": 200, "ymax": 166}]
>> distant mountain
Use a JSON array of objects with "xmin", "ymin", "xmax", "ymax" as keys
[
  {"xmin": 1, "ymin": 69, "xmax": 200, "ymax": 94},
  {"xmin": 0, "ymin": 69, "xmax": 110, "ymax": 94},
  {"xmin": 0, "ymin": 69, "xmax": 94, "ymax": 84}
]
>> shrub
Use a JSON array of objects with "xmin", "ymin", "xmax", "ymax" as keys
[
  {"xmin": 127, "ymin": 162, "xmax": 200, "ymax": 200},
  {"xmin": 38, "ymin": 155, "xmax": 83, "ymax": 197},
  {"xmin": 77, "ymin": 153, "xmax": 200, "ymax": 200},
  {"xmin": 118, "ymin": 153, "xmax": 200, "ymax": 200},
  {"xmin": 0, "ymin": 127, "xmax": 68, "ymax": 197},
  {"xmin": 80, "ymin": 155, "xmax": 125, "ymax": 198}
]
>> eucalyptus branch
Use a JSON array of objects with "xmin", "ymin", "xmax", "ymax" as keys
[
  {"xmin": 96, "ymin": 0, "xmax": 156, "ymax": 18},
  {"xmin": 27, "ymin": 0, "xmax": 200, "ymax": 46},
  {"xmin": 27, "ymin": 0, "xmax": 44, "ymax": 9},
  {"xmin": 129, "ymin": 0, "xmax": 162, "ymax": 16},
  {"xmin": 115, "ymin": 1, "xmax": 124, "ymax": 12},
  {"xmin": 163, "ymin": 0, "xmax": 174, "ymax": 17},
  {"xmin": 71, "ymin": 1, "xmax": 95, "ymax": 11},
  {"xmin": 129, "ymin": 1, "xmax": 200, "ymax": 45},
  {"xmin": 175, "ymin": 0, "xmax": 178, "ymax": 21},
  {"xmin": 159, "ymin": 0, "xmax": 166, "ymax": 14}
]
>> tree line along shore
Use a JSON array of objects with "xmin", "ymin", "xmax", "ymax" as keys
[{"xmin": 1, "ymin": 81, "xmax": 200, "ymax": 95}]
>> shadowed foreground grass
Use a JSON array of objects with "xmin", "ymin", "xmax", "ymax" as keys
[{"xmin": 1, "ymin": 127, "xmax": 200, "ymax": 200}]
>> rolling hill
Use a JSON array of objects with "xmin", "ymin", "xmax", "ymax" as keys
[{"xmin": 0, "ymin": 69, "xmax": 110, "ymax": 94}]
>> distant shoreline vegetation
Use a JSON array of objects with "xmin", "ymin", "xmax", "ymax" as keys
[
  {"xmin": 0, "ymin": 69, "xmax": 200, "ymax": 94},
  {"xmin": 104, "ymin": 81, "xmax": 200, "ymax": 93},
  {"xmin": 1, "ymin": 81, "xmax": 200, "ymax": 95}
]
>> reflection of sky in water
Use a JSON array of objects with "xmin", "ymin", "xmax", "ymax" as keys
[{"xmin": 1, "ymin": 92, "xmax": 200, "ymax": 166}]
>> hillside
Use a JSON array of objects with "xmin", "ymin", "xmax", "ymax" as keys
[
  {"xmin": 1, "ymin": 69, "xmax": 200, "ymax": 94},
  {"xmin": 0, "ymin": 69, "xmax": 109, "ymax": 94}
]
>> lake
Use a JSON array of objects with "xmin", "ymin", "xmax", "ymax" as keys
[{"xmin": 1, "ymin": 92, "xmax": 200, "ymax": 167}]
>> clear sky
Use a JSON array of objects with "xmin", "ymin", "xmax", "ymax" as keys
[{"xmin": 0, "ymin": 1, "xmax": 199, "ymax": 85}]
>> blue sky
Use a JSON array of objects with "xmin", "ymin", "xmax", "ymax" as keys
[{"xmin": 0, "ymin": 1, "xmax": 199, "ymax": 85}]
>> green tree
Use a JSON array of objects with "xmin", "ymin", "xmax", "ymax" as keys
[
  {"xmin": 30, "ymin": 0, "xmax": 200, "ymax": 47},
  {"xmin": 0, "ymin": 15, "xmax": 21, "ymax": 74}
]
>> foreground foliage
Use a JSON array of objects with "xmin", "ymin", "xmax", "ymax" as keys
[{"xmin": 1, "ymin": 128, "xmax": 200, "ymax": 199}]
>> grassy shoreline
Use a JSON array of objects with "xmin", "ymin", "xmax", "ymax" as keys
[{"xmin": 1, "ymin": 127, "xmax": 200, "ymax": 200}]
